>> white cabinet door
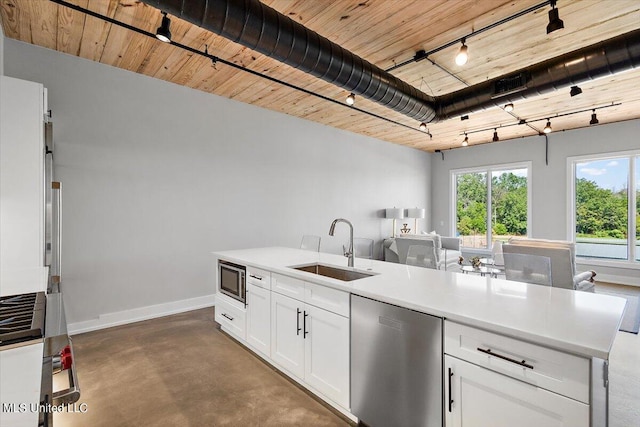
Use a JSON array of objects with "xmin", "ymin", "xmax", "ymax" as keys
[
  {"xmin": 0, "ymin": 77, "xmax": 46, "ymax": 293},
  {"xmin": 246, "ymin": 283, "xmax": 271, "ymax": 357},
  {"xmin": 445, "ymin": 355, "xmax": 589, "ymax": 427},
  {"xmin": 271, "ymin": 292, "xmax": 305, "ymax": 379},
  {"xmin": 304, "ymin": 305, "xmax": 350, "ymax": 408}
]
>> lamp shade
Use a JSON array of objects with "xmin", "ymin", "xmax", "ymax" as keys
[
  {"xmin": 385, "ymin": 208, "xmax": 404, "ymax": 219},
  {"xmin": 405, "ymin": 208, "xmax": 425, "ymax": 219}
]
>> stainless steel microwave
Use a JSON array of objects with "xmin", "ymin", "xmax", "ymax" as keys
[{"xmin": 218, "ymin": 260, "xmax": 246, "ymax": 304}]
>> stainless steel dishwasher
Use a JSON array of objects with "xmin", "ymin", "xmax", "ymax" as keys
[{"xmin": 351, "ymin": 294, "xmax": 443, "ymax": 427}]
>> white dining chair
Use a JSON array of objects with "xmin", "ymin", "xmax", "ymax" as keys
[
  {"xmin": 300, "ymin": 235, "xmax": 321, "ymax": 252},
  {"xmin": 503, "ymin": 253, "xmax": 552, "ymax": 287}
]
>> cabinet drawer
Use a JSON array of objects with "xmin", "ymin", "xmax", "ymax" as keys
[
  {"xmin": 272, "ymin": 273, "xmax": 305, "ymax": 301},
  {"xmin": 247, "ymin": 267, "xmax": 271, "ymax": 289},
  {"xmin": 444, "ymin": 321, "xmax": 589, "ymax": 403},
  {"xmin": 215, "ymin": 296, "xmax": 246, "ymax": 341},
  {"xmin": 304, "ymin": 282, "xmax": 349, "ymax": 317}
]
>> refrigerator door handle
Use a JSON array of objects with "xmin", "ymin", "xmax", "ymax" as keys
[{"xmin": 52, "ymin": 181, "xmax": 62, "ymax": 279}]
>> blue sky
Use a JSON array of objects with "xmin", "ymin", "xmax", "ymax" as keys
[{"xmin": 576, "ymin": 157, "xmax": 637, "ymax": 191}]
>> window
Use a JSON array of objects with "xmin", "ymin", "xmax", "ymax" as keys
[
  {"xmin": 452, "ymin": 163, "xmax": 531, "ymax": 249},
  {"xmin": 569, "ymin": 151, "xmax": 639, "ymax": 263}
]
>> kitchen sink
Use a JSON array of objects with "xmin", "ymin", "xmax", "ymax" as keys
[{"xmin": 291, "ymin": 263, "xmax": 374, "ymax": 281}]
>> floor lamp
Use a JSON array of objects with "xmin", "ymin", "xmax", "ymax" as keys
[{"xmin": 385, "ymin": 208, "xmax": 404, "ymax": 238}]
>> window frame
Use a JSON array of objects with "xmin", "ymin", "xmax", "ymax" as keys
[
  {"xmin": 450, "ymin": 161, "xmax": 533, "ymax": 251},
  {"xmin": 567, "ymin": 149, "xmax": 639, "ymax": 267}
]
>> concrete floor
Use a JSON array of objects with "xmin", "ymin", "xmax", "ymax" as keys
[
  {"xmin": 55, "ymin": 308, "xmax": 350, "ymax": 427},
  {"xmin": 56, "ymin": 285, "xmax": 639, "ymax": 427}
]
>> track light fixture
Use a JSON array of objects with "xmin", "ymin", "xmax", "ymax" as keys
[
  {"xmin": 493, "ymin": 129, "xmax": 500, "ymax": 142},
  {"xmin": 589, "ymin": 109, "xmax": 599, "ymax": 125},
  {"xmin": 543, "ymin": 120, "xmax": 552, "ymax": 133},
  {"xmin": 155, "ymin": 11, "xmax": 172, "ymax": 43},
  {"xmin": 419, "ymin": 122, "xmax": 427, "ymax": 131},
  {"xmin": 455, "ymin": 39, "xmax": 468, "ymax": 66},
  {"xmin": 546, "ymin": 0, "xmax": 564, "ymax": 34},
  {"xmin": 504, "ymin": 103, "xmax": 514, "ymax": 112},
  {"xmin": 346, "ymin": 93, "xmax": 355, "ymax": 106},
  {"xmin": 570, "ymin": 85, "xmax": 582, "ymax": 97},
  {"xmin": 462, "ymin": 133, "xmax": 469, "ymax": 146}
]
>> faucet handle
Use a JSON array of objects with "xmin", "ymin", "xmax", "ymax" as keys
[{"xmin": 342, "ymin": 245, "xmax": 353, "ymax": 258}]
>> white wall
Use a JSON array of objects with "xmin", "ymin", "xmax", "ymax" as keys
[
  {"xmin": 4, "ymin": 39, "xmax": 431, "ymax": 328},
  {"xmin": 430, "ymin": 120, "xmax": 640, "ymax": 285}
]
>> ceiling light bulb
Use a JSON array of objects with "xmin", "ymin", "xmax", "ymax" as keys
[
  {"xmin": 543, "ymin": 120, "xmax": 552, "ymax": 133},
  {"xmin": 455, "ymin": 40, "xmax": 468, "ymax": 66},
  {"xmin": 419, "ymin": 122, "xmax": 427, "ymax": 131},
  {"xmin": 546, "ymin": 0, "xmax": 564, "ymax": 34},
  {"xmin": 504, "ymin": 103, "xmax": 514, "ymax": 112},
  {"xmin": 461, "ymin": 134, "xmax": 469, "ymax": 146},
  {"xmin": 156, "ymin": 12, "xmax": 172, "ymax": 43},
  {"xmin": 346, "ymin": 93, "xmax": 355, "ymax": 106},
  {"xmin": 493, "ymin": 129, "xmax": 499, "ymax": 142},
  {"xmin": 590, "ymin": 110, "xmax": 599, "ymax": 125},
  {"xmin": 570, "ymin": 85, "xmax": 582, "ymax": 97}
]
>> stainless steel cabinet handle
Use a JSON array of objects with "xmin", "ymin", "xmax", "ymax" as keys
[
  {"xmin": 296, "ymin": 308, "xmax": 302, "ymax": 336},
  {"xmin": 249, "ymin": 274, "xmax": 262, "ymax": 280},
  {"xmin": 477, "ymin": 347, "xmax": 534, "ymax": 370},
  {"xmin": 448, "ymin": 368, "xmax": 454, "ymax": 413},
  {"xmin": 303, "ymin": 310, "xmax": 309, "ymax": 339},
  {"xmin": 221, "ymin": 313, "xmax": 234, "ymax": 321}
]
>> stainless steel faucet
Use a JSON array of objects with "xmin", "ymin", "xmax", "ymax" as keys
[{"xmin": 329, "ymin": 218, "xmax": 354, "ymax": 267}]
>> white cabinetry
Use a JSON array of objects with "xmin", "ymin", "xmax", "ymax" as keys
[
  {"xmin": 216, "ymin": 265, "xmax": 350, "ymax": 411},
  {"xmin": 214, "ymin": 295, "xmax": 246, "ymax": 340},
  {"xmin": 246, "ymin": 283, "xmax": 271, "ymax": 356},
  {"xmin": 270, "ymin": 273, "xmax": 350, "ymax": 409},
  {"xmin": 445, "ymin": 355, "xmax": 589, "ymax": 427},
  {"xmin": 271, "ymin": 292, "xmax": 305, "ymax": 378},
  {"xmin": 444, "ymin": 321, "xmax": 590, "ymax": 427},
  {"xmin": 303, "ymin": 304, "xmax": 349, "ymax": 406},
  {"xmin": 0, "ymin": 76, "xmax": 47, "ymax": 295}
]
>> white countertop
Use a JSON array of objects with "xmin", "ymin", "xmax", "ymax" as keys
[{"xmin": 214, "ymin": 247, "xmax": 626, "ymax": 360}]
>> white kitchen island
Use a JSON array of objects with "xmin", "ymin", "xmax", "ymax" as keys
[{"xmin": 213, "ymin": 247, "xmax": 626, "ymax": 427}]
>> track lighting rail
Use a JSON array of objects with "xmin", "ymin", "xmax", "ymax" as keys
[
  {"xmin": 461, "ymin": 102, "xmax": 621, "ymax": 136},
  {"xmin": 385, "ymin": 0, "xmax": 552, "ymax": 72},
  {"xmin": 49, "ymin": 0, "xmax": 425, "ymax": 135}
]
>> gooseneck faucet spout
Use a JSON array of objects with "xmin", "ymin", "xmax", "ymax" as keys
[{"xmin": 329, "ymin": 218, "xmax": 354, "ymax": 267}]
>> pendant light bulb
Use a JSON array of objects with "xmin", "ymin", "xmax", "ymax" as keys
[
  {"xmin": 590, "ymin": 110, "xmax": 599, "ymax": 125},
  {"xmin": 461, "ymin": 133, "xmax": 469, "ymax": 147},
  {"xmin": 419, "ymin": 122, "xmax": 427, "ymax": 131},
  {"xmin": 346, "ymin": 93, "xmax": 355, "ymax": 106},
  {"xmin": 492, "ymin": 129, "xmax": 500, "ymax": 142},
  {"xmin": 455, "ymin": 39, "xmax": 468, "ymax": 66},
  {"xmin": 156, "ymin": 11, "xmax": 172, "ymax": 43},
  {"xmin": 504, "ymin": 103, "xmax": 514, "ymax": 112},
  {"xmin": 543, "ymin": 120, "xmax": 552, "ymax": 134}
]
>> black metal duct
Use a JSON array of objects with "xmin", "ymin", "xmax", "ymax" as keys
[
  {"xmin": 437, "ymin": 28, "xmax": 640, "ymax": 119},
  {"xmin": 141, "ymin": 0, "xmax": 438, "ymax": 123},
  {"xmin": 141, "ymin": 0, "xmax": 640, "ymax": 124}
]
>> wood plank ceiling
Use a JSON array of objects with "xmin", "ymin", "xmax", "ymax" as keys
[{"xmin": 2, "ymin": 0, "xmax": 640, "ymax": 152}]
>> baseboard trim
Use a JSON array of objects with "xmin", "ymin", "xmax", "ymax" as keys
[
  {"xmin": 68, "ymin": 294, "xmax": 217, "ymax": 335},
  {"xmin": 594, "ymin": 273, "xmax": 640, "ymax": 287}
]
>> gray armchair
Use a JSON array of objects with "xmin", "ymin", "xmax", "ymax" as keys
[{"xmin": 503, "ymin": 238, "xmax": 596, "ymax": 292}]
